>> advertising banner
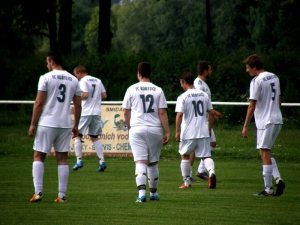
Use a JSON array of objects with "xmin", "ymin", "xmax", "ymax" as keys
[{"xmin": 51, "ymin": 105, "xmax": 132, "ymax": 157}]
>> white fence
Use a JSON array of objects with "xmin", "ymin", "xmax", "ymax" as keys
[{"xmin": 0, "ymin": 100, "xmax": 300, "ymax": 106}]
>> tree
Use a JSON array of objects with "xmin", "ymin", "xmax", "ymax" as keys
[
  {"xmin": 205, "ymin": 0, "xmax": 212, "ymax": 46},
  {"xmin": 58, "ymin": 0, "xmax": 73, "ymax": 54},
  {"xmin": 98, "ymin": 0, "xmax": 113, "ymax": 53}
]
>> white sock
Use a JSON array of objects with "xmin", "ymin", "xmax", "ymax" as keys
[
  {"xmin": 198, "ymin": 159, "xmax": 206, "ymax": 173},
  {"xmin": 190, "ymin": 166, "xmax": 193, "ymax": 177},
  {"xmin": 58, "ymin": 165, "xmax": 69, "ymax": 198},
  {"xmin": 203, "ymin": 158, "xmax": 215, "ymax": 176},
  {"xmin": 263, "ymin": 165, "xmax": 273, "ymax": 189},
  {"xmin": 135, "ymin": 163, "xmax": 147, "ymax": 197},
  {"xmin": 181, "ymin": 160, "xmax": 190, "ymax": 186},
  {"xmin": 147, "ymin": 164, "xmax": 159, "ymax": 196},
  {"xmin": 74, "ymin": 139, "xmax": 82, "ymax": 163},
  {"xmin": 271, "ymin": 157, "xmax": 281, "ymax": 182},
  {"xmin": 94, "ymin": 140, "xmax": 105, "ymax": 163},
  {"xmin": 32, "ymin": 161, "xmax": 44, "ymax": 194}
]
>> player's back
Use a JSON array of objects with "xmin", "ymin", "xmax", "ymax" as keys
[
  {"xmin": 194, "ymin": 77, "xmax": 211, "ymax": 100},
  {"xmin": 176, "ymin": 88, "xmax": 213, "ymax": 139},
  {"xmin": 251, "ymin": 71, "xmax": 282, "ymax": 128},
  {"xmin": 122, "ymin": 82, "xmax": 167, "ymax": 127},
  {"xmin": 38, "ymin": 69, "xmax": 81, "ymax": 128},
  {"xmin": 80, "ymin": 75, "xmax": 105, "ymax": 116}
]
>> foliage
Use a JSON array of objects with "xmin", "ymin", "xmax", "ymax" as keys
[{"xmin": 2, "ymin": 48, "xmax": 300, "ymax": 125}]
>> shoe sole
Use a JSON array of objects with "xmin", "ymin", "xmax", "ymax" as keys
[
  {"xmin": 30, "ymin": 199, "xmax": 42, "ymax": 203},
  {"xmin": 274, "ymin": 181, "xmax": 285, "ymax": 196},
  {"xmin": 253, "ymin": 193, "xmax": 274, "ymax": 197},
  {"xmin": 208, "ymin": 174, "xmax": 216, "ymax": 189},
  {"xmin": 196, "ymin": 173, "xmax": 209, "ymax": 181}
]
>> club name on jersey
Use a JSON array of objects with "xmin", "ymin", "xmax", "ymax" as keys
[
  {"xmin": 87, "ymin": 78, "xmax": 97, "ymax": 82},
  {"xmin": 187, "ymin": 93, "xmax": 204, "ymax": 98},
  {"xmin": 263, "ymin": 75, "xmax": 276, "ymax": 82},
  {"xmin": 52, "ymin": 75, "xmax": 72, "ymax": 81},
  {"xmin": 135, "ymin": 87, "xmax": 156, "ymax": 91}
]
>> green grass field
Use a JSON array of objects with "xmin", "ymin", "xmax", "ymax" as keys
[{"xmin": 0, "ymin": 123, "xmax": 300, "ymax": 225}]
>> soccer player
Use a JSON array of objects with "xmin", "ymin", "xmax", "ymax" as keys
[
  {"xmin": 122, "ymin": 62, "xmax": 170, "ymax": 202},
  {"xmin": 190, "ymin": 61, "xmax": 222, "ymax": 182},
  {"xmin": 242, "ymin": 54, "xmax": 285, "ymax": 196},
  {"xmin": 175, "ymin": 72, "xmax": 216, "ymax": 189},
  {"xmin": 28, "ymin": 50, "xmax": 82, "ymax": 202},
  {"xmin": 72, "ymin": 65, "xmax": 107, "ymax": 172}
]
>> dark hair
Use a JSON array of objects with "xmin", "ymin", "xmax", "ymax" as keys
[
  {"xmin": 243, "ymin": 54, "xmax": 263, "ymax": 70},
  {"xmin": 180, "ymin": 72, "xmax": 194, "ymax": 85},
  {"xmin": 197, "ymin": 61, "xmax": 210, "ymax": 75},
  {"xmin": 73, "ymin": 65, "xmax": 87, "ymax": 74},
  {"xmin": 138, "ymin": 62, "xmax": 151, "ymax": 78},
  {"xmin": 47, "ymin": 50, "xmax": 63, "ymax": 66}
]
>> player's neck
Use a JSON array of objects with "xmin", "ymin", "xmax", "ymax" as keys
[
  {"xmin": 256, "ymin": 69, "xmax": 265, "ymax": 76},
  {"xmin": 198, "ymin": 75, "xmax": 206, "ymax": 82},
  {"xmin": 52, "ymin": 65, "xmax": 63, "ymax": 71},
  {"xmin": 139, "ymin": 78, "xmax": 150, "ymax": 82}
]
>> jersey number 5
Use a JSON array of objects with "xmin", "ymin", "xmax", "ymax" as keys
[{"xmin": 270, "ymin": 82, "xmax": 276, "ymax": 101}]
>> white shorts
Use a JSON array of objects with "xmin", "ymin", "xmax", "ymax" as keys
[
  {"xmin": 33, "ymin": 126, "xmax": 72, "ymax": 153},
  {"xmin": 129, "ymin": 126, "xmax": 163, "ymax": 163},
  {"xmin": 257, "ymin": 124, "xmax": 282, "ymax": 150},
  {"xmin": 79, "ymin": 115, "xmax": 102, "ymax": 137},
  {"xmin": 179, "ymin": 138, "xmax": 211, "ymax": 158}
]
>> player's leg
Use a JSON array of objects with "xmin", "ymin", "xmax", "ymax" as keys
[
  {"xmin": 147, "ymin": 162, "xmax": 160, "ymax": 200},
  {"xmin": 53, "ymin": 128, "xmax": 71, "ymax": 202},
  {"xmin": 31, "ymin": 151, "xmax": 46, "ymax": 202},
  {"xmin": 30, "ymin": 126, "xmax": 52, "ymax": 202},
  {"xmin": 254, "ymin": 126, "xmax": 274, "ymax": 196},
  {"xmin": 72, "ymin": 116, "xmax": 90, "ymax": 170},
  {"xmin": 130, "ymin": 127, "xmax": 148, "ymax": 202},
  {"xmin": 90, "ymin": 116, "xmax": 106, "ymax": 172},
  {"xmin": 179, "ymin": 139, "xmax": 196, "ymax": 188},
  {"xmin": 147, "ymin": 127, "xmax": 163, "ymax": 199},
  {"xmin": 196, "ymin": 130, "xmax": 216, "ymax": 181},
  {"xmin": 189, "ymin": 151, "xmax": 197, "ymax": 182},
  {"xmin": 270, "ymin": 125, "xmax": 285, "ymax": 196}
]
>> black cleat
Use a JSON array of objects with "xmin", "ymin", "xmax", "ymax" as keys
[{"xmin": 274, "ymin": 180, "xmax": 285, "ymax": 196}]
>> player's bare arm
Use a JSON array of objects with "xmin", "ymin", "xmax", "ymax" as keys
[
  {"xmin": 213, "ymin": 109, "xmax": 222, "ymax": 120},
  {"xmin": 101, "ymin": 92, "xmax": 107, "ymax": 100},
  {"xmin": 158, "ymin": 108, "xmax": 170, "ymax": 145},
  {"xmin": 175, "ymin": 112, "xmax": 183, "ymax": 142},
  {"xmin": 242, "ymin": 100, "xmax": 256, "ymax": 138},
  {"xmin": 123, "ymin": 109, "xmax": 131, "ymax": 130},
  {"xmin": 208, "ymin": 109, "xmax": 214, "ymax": 137},
  {"xmin": 72, "ymin": 95, "xmax": 82, "ymax": 138},
  {"xmin": 28, "ymin": 91, "xmax": 46, "ymax": 138},
  {"xmin": 81, "ymin": 92, "xmax": 89, "ymax": 99}
]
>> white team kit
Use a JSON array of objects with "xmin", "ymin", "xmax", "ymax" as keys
[
  {"xmin": 249, "ymin": 71, "xmax": 283, "ymax": 149},
  {"xmin": 194, "ymin": 77, "xmax": 216, "ymax": 142},
  {"xmin": 175, "ymin": 88, "xmax": 213, "ymax": 157},
  {"xmin": 79, "ymin": 75, "xmax": 106, "ymax": 116},
  {"xmin": 78, "ymin": 75, "xmax": 106, "ymax": 136},
  {"xmin": 122, "ymin": 82, "xmax": 168, "ymax": 162},
  {"xmin": 34, "ymin": 69, "xmax": 81, "ymax": 152}
]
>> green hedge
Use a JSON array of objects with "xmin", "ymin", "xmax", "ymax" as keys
[{"xmin": 1, "ymin": 48, "xmax": 299, "ymax": 126}]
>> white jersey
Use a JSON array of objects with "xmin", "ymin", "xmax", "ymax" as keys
[
  {"xmin": 175, "ymin": 88, "xmax": 213, "ymax": 140},
  {"xmin": 37, "ymin": 69, "xmax": 81, "ymax": 128},
  {"xmin": 122, "ymin": 82, "xmax": 167, "ymax": 127},
  {"xmin": 80, "ymin": 75, "xmax": 106, "ymax": 116},
  {"xmin": 194, "ymin": 77, "xmax": 211, "ymax": 100},
  {"xmin": 249, "ymin": 71, "xmax": 283, "ymax": 129}
]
